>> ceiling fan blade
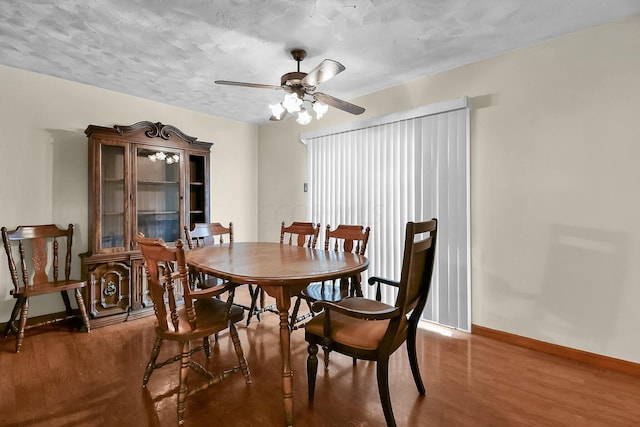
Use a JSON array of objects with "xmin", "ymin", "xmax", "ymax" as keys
[
  {"xmin": 302, "ymin": 60, "xmax": 345, "ymax": 86},
  {"xmin": 315, "ymin": 93, "xmax": 365, "ymax": 115},
  {"xmin": 215, "ymin": 80, "xmax": 282, "ymax": 90},
  {"xmin": 269, "ymin": 110, "xmax": 288, "ymax": 121}
]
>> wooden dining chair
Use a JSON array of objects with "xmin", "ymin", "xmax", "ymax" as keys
[
  {"xmin": 1, "ymin": 224, "xmax": 91, "ymax": 353},
  {"xmin": 184, "ymin": 222, "xmax": 233, "ymax": 289},
  {"xmin": 138, "ymin": 235, "xmax": 251, "ymax": 425},
  {"xmin": 184, "ymin": 222, "xmax": 233, "ymax": 248},
  {"xmin": 305, "ymin": 219, "xmax": 437, "ymax": 427},
  {"xmin": 289, "ymin": 224, "xmax": 370, "ymax": 330},
  {"xmin": 245, "ymin": 221, "xmax": 320, "ymax": 326}
]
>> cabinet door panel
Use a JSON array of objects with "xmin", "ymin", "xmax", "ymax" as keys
[
  {"xmin": 87, "ymin": 262, "xmax": 131, "ymax": 318},
  {"xmin": 188, "ymin": 154, "xmax": 209, "ymax": 227},
  {"xmin": 134, "ymin": 146, "xmax": 184, "ymax": 243},
  {"xmin": 133, "ymin": 259, "xmax": 184, "ymax": 309},
  {"xmin": 100, "ymin": 144, "xmax": 127, "ymax": 250}
]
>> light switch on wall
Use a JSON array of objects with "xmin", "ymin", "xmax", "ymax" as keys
[{"xmin": 304, "ymin": 183, "xmax": 308, "ymax": 192}]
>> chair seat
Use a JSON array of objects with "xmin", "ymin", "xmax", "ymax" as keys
[
  {"xmin": 156, "ymin": 298, "xmax": 245, "ymax": 341},
  {"xmin": 11, "ymin": 279, "xmax": 86, "ymax": 297},
  {"xmin": 301, "ymin": 282, "xmax": 343, "ymax": 302},
  {"xmin": 306, "ymin": 298, "xmax": 403, "ymax": 351},
  {"xmin": 196, "ymin": 275, "xmax": 224, "ymax": 289}
]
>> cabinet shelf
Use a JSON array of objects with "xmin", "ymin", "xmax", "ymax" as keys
[
  {"xmin": 137, "ymin": 180, "xmax": 179, "ymax": 185},
  {"xmin": 138, "ymin": 211, "xmax": 179, "ymax": 215}
]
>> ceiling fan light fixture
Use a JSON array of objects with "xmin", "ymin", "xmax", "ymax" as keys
[
  {"xmin": 269, "ymin": 102, "xmax": 286, "ymax": 120},
  {"xmin": 312, "ymin": 101, "xmax": 328, "ymax": 119},
  {"xmin": 217, "ymin": 48, "xmax": 365, "ymax": 122},
  {"xmin": 283, "ymin": 93, "xmax": 302, "ymax": 113},
  {"xmin": 296, "ymin": 108, "xmax": 312, "ymax": 125}
]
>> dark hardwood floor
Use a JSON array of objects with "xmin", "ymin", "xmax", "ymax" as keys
[{"xmin": 1, "ymin": 290, "xmax": 639, "ymax": 426}]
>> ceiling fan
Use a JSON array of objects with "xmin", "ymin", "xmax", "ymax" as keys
[{"xmin": 215, "ymin": 48, "xmax": 365, "ymax": 124}]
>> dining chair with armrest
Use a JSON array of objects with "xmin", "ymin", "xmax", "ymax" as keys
[
  {"xmin": 290, "ymin": 224, "xmax": 370, "ymax": 330},
  {"xmin": 304, "ymin": 219, "xmax": 437, "ymax": 427},
  {"xmin": 1, "ymin": 224, "xmax": 91, "ymax": 353},
  {"xmin": 137, "ymin": 234, "xmax": 251, "ymax": 425}
]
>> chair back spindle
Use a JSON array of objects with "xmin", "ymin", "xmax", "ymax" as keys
[{"xmin": 280, "ymin": 221, "xmax": 320, "ymax": 248}]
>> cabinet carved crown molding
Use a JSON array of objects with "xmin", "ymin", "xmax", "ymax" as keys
[
  {"xmin": 115, "ymin": 121, "xmax": 197, "ymax": 143},
  {"xmin": 85, "ymin": 121, "xmax": 214, "ymax": 147}
]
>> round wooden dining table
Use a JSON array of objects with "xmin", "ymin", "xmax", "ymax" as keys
[{"xmin": 185, "ymin": 242, "xmax": 369, "ymax": 427}]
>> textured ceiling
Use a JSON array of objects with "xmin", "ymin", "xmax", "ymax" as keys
[{"xmin": 2, "ymin": 1, "xmax": 640, "ymax": 124}]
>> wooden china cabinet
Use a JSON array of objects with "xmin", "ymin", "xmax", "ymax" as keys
[{"xmin": 80, "ymin": 121, "xmax": 212, "ymax": 328}]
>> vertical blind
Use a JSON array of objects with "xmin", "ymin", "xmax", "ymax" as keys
[{"xmin": 301, "ymin": 97, "xmax": 470, "ymax": 331}]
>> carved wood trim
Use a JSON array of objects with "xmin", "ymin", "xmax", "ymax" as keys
[
  {"xmin": 85, "ymin": 121, "xmax": 213, "ymax": 148},
  {"xmin": 113, "ymin": 121, "xmax": 197, "ymax": 143}
]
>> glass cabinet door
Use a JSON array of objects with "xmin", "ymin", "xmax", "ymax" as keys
[
  {"xmin": 188, "ymin": 154, "xmax": 207, "ymax": 227},
  {"xmin": 135, "ymin": 147, "xmax": 183, "ymax": 243},
  {"xmin": 101, "ymin": 145, "xmax": 126, "ymax": 249}
]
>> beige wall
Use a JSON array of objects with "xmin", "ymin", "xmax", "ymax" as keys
[
  {"xmin": 0, "ymin": 64, "xmax": 258, "ymax": 318},
  {"xmin": 258, "ymin": 14, "xmax": 640, "ymax": 363},
  {"xmin": 2, "ymin": 14, "xmax": 638, "ymax": 363}
]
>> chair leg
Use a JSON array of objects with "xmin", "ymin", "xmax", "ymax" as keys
[
  {"xmin": 290, "ymin": 296, "xmax": 302, "ymax": 329},
  {"xmin": 75, "ymin": 288, "xmax": 91, "ymax": 333},
  {"xmin": 246, "ymin": 286, "xmax": 261, "ymax": 326},
  {"xmin": 60, "ymin": 290, "xmax": 73, "ymax": 316},
  {"xmin": 177, "ymin": 341, "xmax": 191, "ymax": 425},
  {"xmin": 321, "ymin": 336, "xmax": 332, "ymax": 370},
  {"xmin": 4, "ymin": 297, "xmax": 21, "ymax": 337},
  {"xmin": 245, "ymin": 286, "xmax": 254, "ymax": 326},
  {"xmin": 16, "ymin": 297, "xmax": 29, "ymax": 353},
  {"xmin": 376, "ymin": 357, "xmax": 397, "ymax": 427},
  {"xmin": 143, "ymin": 337, "xmax": 164, "ymax": 387},
  {"xmin": 305, "ymin": 297, "xmax": 314, "ymax": 315},
  {"xmin": 229, "ymin": 322, "xmax": 251, "ymax": 384},
  {"xmin": 307, "ymin": 343, "xmax": 319, "ymax": 402},
  {"xmin": 338, "ymin": 277, "xmax": 349, "ymax": 300},
  {"xmin": 203, "ymin": 336, "xmax": 211, "ymax": 359},
  {"xmin": 407, "ymin": 324, "xmax": 425, "ymax": 394}
]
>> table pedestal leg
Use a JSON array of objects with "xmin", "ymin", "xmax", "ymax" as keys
[
  {"xmin": 279, "ymin": 307, "xmax": 294, "ymax": 427},
  {"xmin": 264, "ymin": 285, "xmax": 295, "ymax": 427}
]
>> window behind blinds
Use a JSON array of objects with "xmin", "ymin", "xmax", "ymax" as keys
[{"xmin": 302, "ymin": 97, "xmax": 470, "ymax": 331}]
